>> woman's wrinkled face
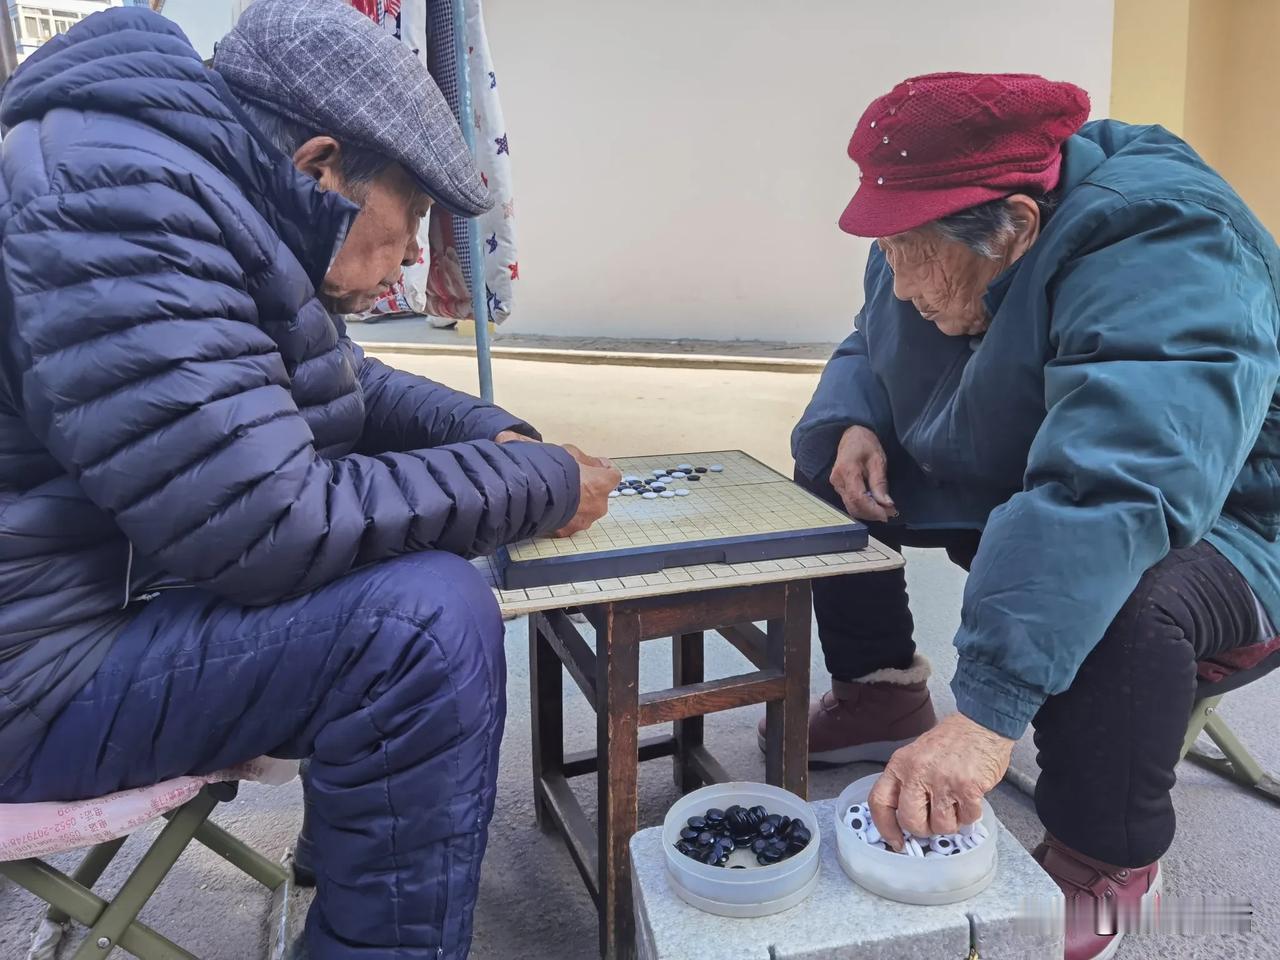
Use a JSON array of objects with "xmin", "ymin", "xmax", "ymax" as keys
[{"xmin": 876, "ymin": 229, "xmax": 1004, "ymax": 337}]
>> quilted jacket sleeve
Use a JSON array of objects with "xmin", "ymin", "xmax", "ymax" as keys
[
  {"xmin": 353, "ymin": 346, "xmax": 541, "ymax": 453},
  {"xmin": 951, "ymin": 200, "xmax": 1280, "ymax": 739},
  {"xmin": 8, "ymin": 182, "xmax": 580, "ymax": 606}
]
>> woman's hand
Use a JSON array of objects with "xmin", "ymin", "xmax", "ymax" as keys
[
  {"xmin": 868, "ymin": 713, "xmax": 1014, "ymax": 847},
  {"xmin": 830, "ymin": 425, "xmax": 897, "ymax": 522}
]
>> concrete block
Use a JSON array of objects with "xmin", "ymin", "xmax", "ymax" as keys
[
  {"xmin": 630, "ymin": 798, "xmax": 1063, "ymax": 960},
  {"xmin": 968, "ymin": 828, "xmax": 1064, "ymax": 959}
]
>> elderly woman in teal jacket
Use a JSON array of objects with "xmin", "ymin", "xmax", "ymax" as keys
[{"xmin": 788, "ymin": 73, "xmax": 1280, "ymax": 960}]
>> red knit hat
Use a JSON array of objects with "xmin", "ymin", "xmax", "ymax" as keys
[{"xmin": 838, "ymin": 72, "xmax": 1091, "ymax": 238}]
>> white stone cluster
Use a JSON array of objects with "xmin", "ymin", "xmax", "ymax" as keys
[{"xmin": 843, "ymin": 803, "xmax": 989, "ymax": 858}]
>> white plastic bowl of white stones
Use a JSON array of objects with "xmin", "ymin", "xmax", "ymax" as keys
[{"xmin": 834, "ymin": 773, "xmax": 999, "ymax": 906}]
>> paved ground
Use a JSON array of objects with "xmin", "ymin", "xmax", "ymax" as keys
[
  {"xmin": 348, "ymin": 315, "xmax": 839, "ymax": 359},
  {"xmin": 3, "ymin": 353, "xmax": 1276, "ymax": 959}
]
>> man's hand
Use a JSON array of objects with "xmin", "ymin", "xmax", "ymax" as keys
[
  {"xmin": 496, "ymin": 433, "xmax": 611, "ymax": 471},
  {"xmin": 494, "ymin": 434, "xmax": 618, "ymax": 536},
  {"xmin": 553, "ymin": 445, "xmax": 620, "ymax": 538},
  {"xmin": 830, "ymin": 425, "xmax": 896, "ymax": 522},
  {"xmin": 560, "ymin": 444, "xmax": 613, "ymax": 471},
  {"xmin": 868, "ymin": 713, "xmax": 1014, "ymax": 848}
]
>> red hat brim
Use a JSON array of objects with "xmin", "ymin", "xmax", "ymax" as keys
[{"xmin": 839, "ymin": 181, "xmax": 1014, "ymax": 238}]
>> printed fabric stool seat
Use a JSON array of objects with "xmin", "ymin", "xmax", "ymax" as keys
[{"xmin": 0, "ymin": 757, "xmax": 298, "ymax": 960}]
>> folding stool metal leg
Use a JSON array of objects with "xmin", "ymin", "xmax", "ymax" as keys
[
  {"xmin": 1182, "ymin": 695, "xmax": 1280, "ymax": 804},
  {"xmin": 44, "ymin": 836, "xmax": 128, "ymax": 927}
]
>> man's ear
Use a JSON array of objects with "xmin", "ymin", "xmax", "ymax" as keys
[{"xmin": 292, "ymin": 136, "xmax": 344, "ymax": 191}]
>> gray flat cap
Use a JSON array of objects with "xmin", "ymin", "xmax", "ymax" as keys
[{"xmin": 214, "ymin": 0, "xmax": 491, "ymax": 217}]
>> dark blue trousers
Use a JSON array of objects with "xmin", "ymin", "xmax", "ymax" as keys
[{"xmin": 0, "ymin": 552, "xmax": 507, "ymax": 960}]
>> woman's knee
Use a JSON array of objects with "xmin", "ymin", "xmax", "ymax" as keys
[{"xmin": 1104, "ymin": 561, "xmax": 1200, "ymax": 664}]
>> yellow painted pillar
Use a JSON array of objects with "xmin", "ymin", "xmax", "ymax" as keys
[
  {"xmin": 1110, "ymin": 0, "xmax": 1192, "ymax": 135},
  {"xmin": 1188, "ymin": 0, "xmax": 1280, "ymax": 232},
  {"xmin": 1112, "ymin": 0, "xmax": 1280, "ymax": 234}
]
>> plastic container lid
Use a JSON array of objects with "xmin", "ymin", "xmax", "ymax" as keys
[
  {"xmin": 834, "ymin": 773, "xmax": 999, "ymax": 906},
  {"xmin": 662, "ymin": 781, "xmax": 821, "ymax": 918}
]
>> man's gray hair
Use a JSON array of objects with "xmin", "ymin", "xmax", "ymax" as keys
[
  {"xmin": 932, "ymin": 195, "xmax": 1057, "ymax": 259},
  {"xmin": 234, "ymin": 96, "xmax": 392, "ymax": 189}
]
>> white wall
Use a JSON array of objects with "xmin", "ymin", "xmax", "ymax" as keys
[{"xmin": 486, "ymin": 0, "xmax": 1113, "ymax": 343}]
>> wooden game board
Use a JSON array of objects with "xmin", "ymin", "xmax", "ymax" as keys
[{"xmin": 497, "ymin": 450, "xmax": 867, "ymax": 589}]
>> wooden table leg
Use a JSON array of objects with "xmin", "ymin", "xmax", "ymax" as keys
[
  {"xmin": 672, "ymin": 631, "xmax": 705, "ymax": 793},
  {"xmin": 597, "ymin": 607, "xmax": 641, "ymax": 960},
  {"xmin": 764, "ymin": 581, "xmax": 812, "ymax": 799},
  {"xmin": 530, "ymin": 613, "xmax": 564, "ymax": 832}
]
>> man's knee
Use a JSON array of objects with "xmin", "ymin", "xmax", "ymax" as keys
[
  {"xmin": 347, "ymin": 552, "xmax": 501, "ymax": 647},
  {"xmin": 331, "ymin": 553, "xmax": 504, "ymax": 706},
  {"xmin": 310, "ymin": 554, "xmax": 505, "ymax": 762}
]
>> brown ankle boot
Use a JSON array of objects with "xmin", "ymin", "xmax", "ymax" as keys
[
  {"xmin": 1033, "ymin": 834, "xmax": 1162, "ymax": 960},
  {"xmin": 756, "ymin": 655, "xmax": 936, "ymax": 767}
]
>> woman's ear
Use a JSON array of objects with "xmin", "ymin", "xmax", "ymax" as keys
[{"xmin": 1004, "ymin": 194, "xmax": 1042, "ymax": 262}]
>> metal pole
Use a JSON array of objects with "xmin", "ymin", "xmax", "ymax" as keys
[
  {"xmin": 451, "ymin": 0, "xmax": 494, "ymax": 403},
  {"xmin": 0, "ymin": 3, "xmax": 20, "ymax": 87}
]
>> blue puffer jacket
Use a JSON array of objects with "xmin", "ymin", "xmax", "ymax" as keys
[
  {"xmin": 0, "ymin": 9, "xmax": 579, "ymax": 767},
  {"xmin": 795, "ymin": 121, "xmax": 1280, "ymax": 739}
]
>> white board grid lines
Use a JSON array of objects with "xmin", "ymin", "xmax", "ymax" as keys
[{"xmin": 497, "ymin": 450, "xmax": 870, "ymax": 589}]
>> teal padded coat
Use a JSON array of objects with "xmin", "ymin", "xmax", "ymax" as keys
[{"xmin": 793, "ymin": 120, "xmax": 1280, "ymax": 739}]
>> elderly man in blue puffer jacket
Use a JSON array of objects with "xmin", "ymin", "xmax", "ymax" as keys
[{"xmin": 0, "ymin": 3, "xmax": 619, "ymax": 957}]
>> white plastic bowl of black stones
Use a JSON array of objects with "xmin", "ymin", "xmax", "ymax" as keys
[
  {"xmin": 662, "ymin": 781, "xmax": 820, "ymax": 918},
  {"xmin": 834, "ymin": 774, "xmax": 998, "ymax": 905}
]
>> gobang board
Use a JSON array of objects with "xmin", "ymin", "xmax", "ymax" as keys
[{"xmin": 497, "ymin": 450, "xmax": 867, "ymax": 589}]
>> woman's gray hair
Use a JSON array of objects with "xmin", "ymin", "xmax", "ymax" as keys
[
  {"xmin": 932, "ymin": 195, "xmax": 1057, "ymax": 259},
  {"xmin": 233, "ymin": 96, "xmax": 393, "ymax": 188}
]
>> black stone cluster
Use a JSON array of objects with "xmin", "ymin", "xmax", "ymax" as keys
[
  {"xmin": 617, "ymin": 466, "xmax": 707, "ymax": 496},
  {"xmin": 674, "ymin": 804, "xmax": 812, "ymax": 868}
]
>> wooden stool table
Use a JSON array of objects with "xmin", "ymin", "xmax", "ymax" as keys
[{"xmin": 474, "ymin": 542, "xmax": 901, "ymax": 960}]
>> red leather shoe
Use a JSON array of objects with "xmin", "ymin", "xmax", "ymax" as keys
[{"xmin": 1034, "ymin": 834, "xmax": 1162, "ymax": 960}]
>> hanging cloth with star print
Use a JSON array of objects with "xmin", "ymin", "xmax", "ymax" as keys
[
  {"xmin": 423, "ymin": 0, "xmax": 517, "ymax": 326},
  {"xmin": 345, "ymin": 0, "xmax": 519, "ymax": 326}
]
